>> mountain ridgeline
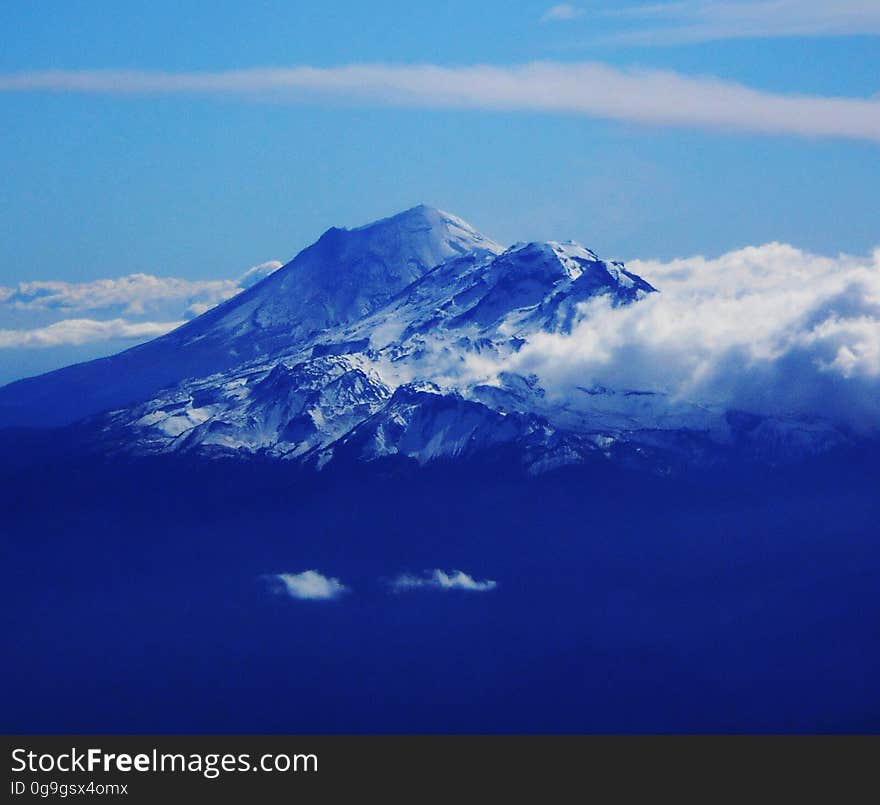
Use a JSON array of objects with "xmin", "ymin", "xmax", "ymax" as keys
[{"xmin": 0, "ymin": 205, "xmax": 859, "ymax": 474}]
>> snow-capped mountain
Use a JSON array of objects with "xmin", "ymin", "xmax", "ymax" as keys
[
  {"xmin": 0, "ymin": 205, "xmax": 499, "ymax": 428},
  {"xmin": 0, "ymin": 205, "xmax": 856, "ymax": 472},
  {"xmin": 177, "ymin": 204, "xmax": 503, "ymax": 356}
]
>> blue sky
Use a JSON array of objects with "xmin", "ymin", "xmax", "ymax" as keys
[{"xmin": 0, "ymin": 1, "xmax": 878, "ymax": 382}]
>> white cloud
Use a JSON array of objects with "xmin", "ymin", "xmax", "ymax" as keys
[
  {"xmin": 2, "ymin": 275, "xmax": 238, "ymax": 317},
  {"xmin": 542, "ymin": 4, "xmax": 585, "ymax": 21},
  {"xmin": 0, "ymin": 260, "xmax": 282, "ymax": 349},
  {"xmin": 270, "ymin": 570, "xmax": 349, "ymax": 600},
  {"xmin": 391, "ymin": 569, "xmax": 498, "ymax": 592},
  {"xmin": 0, "ymin": 63, "xmax": 877, "ymax": 142},
  {"xmin": 0, "ymin": 260, "xmax": 282, "ymax": 317},
  {"xmin": 239, "ymin": 260, "xmax": 284, "ymax": 289},
  {"xmin": 487, "ymin": 243, "xmax": 880, "ymax": 432},
  {"xmin": 186, "ymin": 302, "xmax": 212, "ymax": 318},
  {"xmin": 605, "ymin": 1, "xmax": 880, "ymax": 44},
  {"xmin": 0, "ymin": 317, "xmax": 185, "ymax": 348}
]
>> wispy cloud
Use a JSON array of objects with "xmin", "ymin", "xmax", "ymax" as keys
[
  {"xmin": 0, "ymin": 62, "xmax": 877, "ymax": 142},
  {"xmin": 269, "ymin": 570, "xmax": 349, "ymax": 600},
  {"xmin": 541, "ymin": 4, "xmax": 586, "ymax": 21},
  {"xmin": 0, "ymin": 260, "xmax": 281, "ymax": 349},
  {"xmin": 0, "ymin": 317, "xmax": 184, "ymax": 348},
  {"xmin": 605, "ymin": 1, "xmax": 880, "ymax": 45},
  {"xmin": 390, "ymin": 569, "xmax": 498, "ymax": 592}
]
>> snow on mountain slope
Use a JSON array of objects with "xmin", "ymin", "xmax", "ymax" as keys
[
  {"xmin": 91, "ymin": 217, "xmax": 673, "ymax": 467},
  {"xmin": 177, "ymin": 204, "xmax": 503, "ymax": 351},
  {"xmin": 110, "ymin": 354, "xmax": 392, "ymax": 459},
  {"xmin": 0, "ymin": 206, "xmax": 500, "ymax": 428},
  {"xmin": 303, "ymin": 239, "xmax": 656, "ymax": 388},
  {"xmin": 315, "ymin": 383, "xmax": 592, "ymax": 470}
]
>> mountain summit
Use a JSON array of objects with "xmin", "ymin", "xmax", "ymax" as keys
[
  {"xmin": 0, "ymin": 206, "xmax": 500, "ymax": 427},
  {"xmin": 179, "ymin": 204, "xmax": 503, "ymax": 351}
]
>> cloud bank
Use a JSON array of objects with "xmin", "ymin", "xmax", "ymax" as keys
[
  {"xmin": 487, "ymin": 243, "xmax": 880, "ymax": 432},
  {"xmin": 271, "ymin": 570, "xmax": 349, "ymax": 600},
  {"xmin": 391, "ymin": 569, "xmax": 498, "ymax": 592},
  {"xmin": 606, "ymin": 1, "xmax": 880, "ymax": 45},
  {"xmin": 0, "ymin": 260, "xmax": 281, "ymax": 349},
  {"xmin": 0, "ymin": 62, "xmax": 878, "ymax": 142}
]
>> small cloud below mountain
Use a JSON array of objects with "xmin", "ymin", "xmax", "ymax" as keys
[
  {"xmin": 390, "ymin": 569, "xmax": 498, "ymax": 593},
  {"xmin": 268, "ymin": 570, "xmax": 349, "ymax": 601},
  {"xmin": 263, "ymin": 568, "xmax": 498, "ymax": 599}
]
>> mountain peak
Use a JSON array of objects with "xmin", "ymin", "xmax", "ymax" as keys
[
  {"xmin": 167, "ymin": 205, "xmax": 504, "ymax": 363},
  {"xmin": 308, "ymin": 206, "xmax": 501, "ymax": 267},
  {"xmin": 361, "ymin": 202, "xmax": 438, "ymax": 224},
  {"xmin": 347, "ymin": 204, "xmax": 499, "ymax": 254},
  {"xmin": 361, "ymin": 203, "xmax": 456, "ymax": 224}
]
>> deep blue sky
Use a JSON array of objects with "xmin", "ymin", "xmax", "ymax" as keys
[{"xmin": 0, "ymin": 1, "xmax": 877, "ymax": 381}]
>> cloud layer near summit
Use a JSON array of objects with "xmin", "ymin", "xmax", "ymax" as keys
[
  {"xmin": 467, "ymin": 243, "xmax": 880, "ymax": 432},
  {"xmin": 1, "ymin": 62, "xmax": 878, "ymax": 143}
]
